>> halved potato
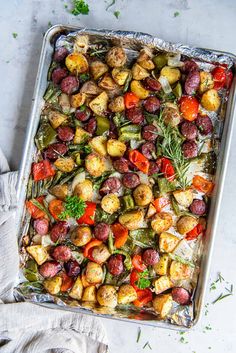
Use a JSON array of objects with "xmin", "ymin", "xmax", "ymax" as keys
[
  {"xmin": 170, "ymin": 260, "xmax": 192, "ymax": 280},
  {"xmin": 48, "ymin": 111, "xmax": 67, "ymax": 129},
  {"xmin": 160, "ymin": 66, "xmax": 181, "ymax": 84},
  {"xmin": 85, "ymin": 262, "xmax": 103, "ymax": 284},
  {"xmin": 133, "ymin": 184, "xmax": 153, "ymax": 206},
  {"xmin": 153, "ymin": 275, "xmax": 173, "ymax": 295},
  {"xmin": 80, "ymin": 81, "xmax": 102, "ymax": 95},
  {"xmin": 90, "ymin": 60, "xmax": 109, "ymax": 80},
  {"xmin": 137, "ymin": 50, "xmax": 155, "ymax": 70},
  {"xmin": 199, "ymin": 71, "xmax": 214, "ymax": 94},
  {"xmin": 89, "ymin": 136, "xmax": 107, "ymax": 156},
  {"xmin": 82, "ymin": 285, "xmax": 97, "ymax": 302},
  {"xmin": 91, "ymin": 244, "xmax": 111, "ymax": 264},
  {"xmin": 201, "ymin": 89, "xmax": 221, "ymax": 112},
  {"xmin": 97, "ymin": 285, "xmax": 118, "ymax": 307},
  {"xmin": 106, "ymin": 47, "xmax": 127, "ymax": 68},
  {"xmin": 101, "ymin": 194, "xmax": 120, "ymax": 214},
  {"xmin": 74, "ymin": 179, "xmax": 93, "ymax": 201},
  {"xmin": 89, "ymin": 92, "xmax": 109, "ymax": 116},
  {"xmin": 176, "ymin": 216, "xmax": 198, "ymax": 235},
  {"xmin": 146, "ymin": 203, "xmax": 156, "ymax": 218},
  {"xmin": 117, "ymin": 284, "xmax": 138, "ymax": 304},
  {"xmin": 153, "ymin": 294, "xmax": 173, "ymax": 319},
  {"xmin": 130, "ymin": 80, "xmax": 150, "ymax": 99},
  {"xmin": 132, "ymin": 63, "xmax": 150, "ymax": 80},
  {"xmin": 153, "ymin": 254, "xmax": 169, "ymax": 276},
  {"xmin": 85, "ymin": 153, "xmax": 106, "ymax": 177},
  {"xmin": 119, "ymin": 210, "xmax": 144, "ymax": 230},
  {"xmin": 74, "ymin": 126, "xmax": 90, "ymax": 144},
  {"xmin": 98, "ymin": 74, "xmax": 118, "ymax": 91},
  {"xmin": 50, "ymin": 184, "xmax": 68, "ymax": 201},
  {"xmin": 151, "ymin": 212, "xmax": 173, "ymax": 234},
  {"xmin": 70, "ymin": 92, "xmax": 86, "ymax": 108},
  {"xmin": 70, "ymin": 226, "xmax": 92, "ymax": 246},
  {"xmin": 44, "ymin": 276, "xmax": 62, "ymax": 295},
  {"xmin": 112, "ymin": 68, "xmax": 131, "ymax": 86},
  {"xmin": 108, "ymin": 96, "xmax": 125, "ymax": 113},
  {"xmin": 173, "ymin": 189, "xmax": 193, "ymax": 208},
  {"xmin": 65, "ymin": 52, "xmax": 88, "ymax": 74},
  {"xmin": 159, "ymin": 232, "xmax": 180, "ymax": 253},
  {"xmin": 26, "ymin": 245, "xmax": 48, "ymax": 265},
  {"xmin": 107, "ymin": 139, "xmax": 126, "ymax": 157},
  {"xmin": 69, "ymin": 276, "xmax": 83, "ymax": 300},
  {"xmin": 54, "ymin": 157, "xmax": 75, "ymax": 173}
]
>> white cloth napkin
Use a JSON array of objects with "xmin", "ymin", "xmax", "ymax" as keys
[{"xmin": 0, "ymin": 147, "xmax": 108, "ymax": 353}]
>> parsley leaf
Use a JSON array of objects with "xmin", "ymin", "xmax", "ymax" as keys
[
  {"xmin": 71, "ymin": 0, "xmax": 89, "ymax": 15},
  {"xmin": 114, "ymin": 11, "xmax": 120, "ymax": 19},
  {"xmin": 12, "ymin": 32, "xmax": 18, "ymax": 39},
  {"xmin": 136, "ymin": 269, "xmax": 151, "ymax": 289},
  {"xmin": 59, "ymin": 195, "xmax": 86, "ymax": 220},
  {"xmin": 174, "ymin": 11, "xmax": 180, "ymax": 17}
]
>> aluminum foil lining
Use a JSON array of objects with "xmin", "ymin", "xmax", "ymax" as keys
[{"xmin": 14, "ymin": 27, "xmax": 235, "ymax": 329}]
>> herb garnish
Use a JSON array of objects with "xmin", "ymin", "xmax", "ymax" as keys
[
  {"xmin": 114, "ymin": 11, "xmax": 120, "ymax": 18},
  {"xmin": 143, "ymin": 341, "xmax": 152, "ymax": 350},
  {"xmin": 174, "ymin": 11, "xmax": 180, "ymax": 17},
  {"xmin": 136, "ymin": 327, "xmax": 141, "ymax": 343},
  {"xmin": 106, "ymin": 0, "xmax": 115, "ymax": 11},
  {"xmin": 71, "ymin": 0, "xmax": 89, "ymax": 15},
  {"xmin": 59, "ymin": 195, "xmax": 86, "ymax": 220},
  {"xmin": 12, "ymin": 32, "xmax": 18, "ymax": 39},
  {"xmin": 136, "ymin": 269, "xmax": 151, "ymax": 289},
  {"xmin": 212, "ymin": 284, "xmax": 233, "ymax": 304}
]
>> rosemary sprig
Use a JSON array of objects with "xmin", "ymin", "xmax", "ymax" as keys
[
  {"xmin": 136, "ymin": 327, "xmax": 141, "ymax": 343},
  {"xmin": 143, "ymin": 341, "xmax": 152, "ymax": 350},
  {"xmin": 212, "ymin": 284, "xmax": 233, "ymax": 304}
]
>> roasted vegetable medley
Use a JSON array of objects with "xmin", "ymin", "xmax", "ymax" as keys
[{"xmin": 21, "ymin": 33, "xmax": 233, "ymax": 324}]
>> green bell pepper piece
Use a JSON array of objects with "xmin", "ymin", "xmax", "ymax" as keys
[
  {"xmin": 35, "ymin": 122, "xmax": 57, "ymax": 150},
  {"xmin": 24, "ymin": 260, "xmax": 39, "ymax": 282},
  {"xmin": 96, "ymin": 116, "xmax": 110, "ymax": 135},
  {"xmin": 173, "ymin": 82, "xmax": 182, "ymax": 98},
  {"xmin": 122, "ymin": 195, "xmax": 135, "ymax": 211},
  {"xmin": 158, "ymin": 178, "xmax": 176, "ymax": 195},
  {"xmin": 153, "ymin": 54, "xmax": 168, "ymax": 70}
]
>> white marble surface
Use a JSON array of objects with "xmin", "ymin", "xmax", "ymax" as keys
[{"xmin": 0, "ymin": 1, "xmax": 236, "ymax": 352}]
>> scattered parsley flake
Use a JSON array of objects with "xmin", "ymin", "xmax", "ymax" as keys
[
  {"xmin": 6, "ymin": 60, "xmax": 10, "ymax": 64},
  {"xmin": 64, "ymin": 4, "xmax": 68, "ymax": 8},
  {"xmin": 143, "ymin": 341, "xmax": 152, "ymax": 350},
  {"xmin": 59, "ymin": 195, "xmax": 86, "ymax": 220},
  {"xmin": 174, "ymin": 11, "xmax": 180, "ymax": 17},
  {"xmin": 136, "ymin": 269, "xmax": 151, "ymax": 289},
  {"xmin": 12, "ymin": 32, "xmax": 18, "ymax": 39},
  {"xmin": 71, "ymin": 0, "xmax": 89, "ymax": 15},
  {"xmin": 208, "ymin": 347, "xmax": 212, "ymax": 350},
  {"xmin": 113, "ymin": 10, "xmax": 120, "ymax": 18},
  {"xmin": 48, "ymin": 21, "xmax": 52, "ymax": 28},
  {"xmin": 136, "ymin": 327, "xmax": 141, "ymax": 343}
]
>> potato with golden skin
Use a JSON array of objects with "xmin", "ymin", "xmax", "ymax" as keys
[
  {"xmin": 159, "ymin": 232, "xmax": 180, "ymax": 253},
  {"xmin": 160, "ymin": 66, "xmax": 181, "ymax": 84},
  {"xmin": 91, "ymin": 244, "xmax": 111, "ymax": 264},
  {"xmin": 69, "ymin": 276, "xmax": 83, "ymax": 300},
  {"xmin": 137, "ymin": 50, "xmax": 155, "ymax": 70},
  {"xmin": 65, "ymin": 52, "xmax": 88, "ymax": 74},
  {"xmin": 130, "ymin": 80, "xmax": 150, "ymax": 99},
  {"xmin": 201, "ymin": 89, "xmax": 221, "ymax": 111},
  {"xmin": 108, "ymin": 96, "xmax": 125, "ymax": 113},
  {"xmin": 107, "ymin": 139, "xmax": 126, "ymax": 157},
  {"xmin": 153, "ymin": 254, "xmax": 169, "ymax": 276},
  {"xmin": 54, "ymin": 157, "xmax": 75, "ymax": 173},
  {"xmin": 74, "ymin": 126, "xmax": 90, "ymax": 144},
  {"xmin": 117, "ymin": 284, "xmax": 138, "ymax": 304},
  {"xmin": 199, "ymin": 71, "xmax": 214, "ymax": 94},
  {"xmin": 153, "ymin": 294, "xmax": 173, "ymax": 319},
  {"xmin": 89, "ymin": 136, "xmax": 107, "ymax": 157},
  {"xmin": 85, "ymin": 153, "xmax": 106, "ymax": 177},
  {"xmin": 119, "ymin": 210, "xmax": 144, "ymax": 230},
  {"xmin": 80, "ymin": 81, "xmax": 102, "ymax": 95},
  {"xmin": 89, "ymin": 91, "xmax": 109, "ymax": 116},
  {"xmin": 170, "ymin": 261, "xmax": 192, "ymax": 280},
  {"xmin": 26, "ymin": 245, "xmax": 48, "ymax": 265},
  {"xmin": 70, "ymin": 226, "xmax": 92, "ymax": 247},
  {"xmin": 44, "ymin": 276, "xmax": 62, "ymax": 295},
  {"xmin": 48, "ymin": 111, "xmax": 67, "ymax": 129},
  {"xmin": 97, "ymin": 285, "xmax": 118, "ymax": 307},
  {"xmin": 162, "ymin": 105, "xmax": 181, "ymax": 127},
  {"xmin": 85, "ymin": 262, "xmax": 103, "ymax": 284},
  {"xmin": 176, "ymin": 215, "xmax": 198, "ymax": 235},
  {"xmin": 106, "ymin": 47, "xmax": 127, "ymax": 68},
  {"xmin": 153, "ymin": 275, "xmax": 173, "ymax": 295},
  {"xmin": 132, "ymin": 63, "xmax": 150, "ymax": 80},
  {"xmin": 101, "ymin": 194, "xmax": 120, "ymax": 214},
  {"xmin": 151, "ymin": 212, "xmax": 173, "ymax": 234},
  {"xmin": 90, "ymin": 60, "xmax": 109, "ymax": 80},
  {"xmin": 70, "ymin": 92, "xmax": 86, "ymax": 108},
  {"xmin": 173, "ymin": 189, "xmax": 193, "ymax": 208},
  {"xmin": 112, "ymin": 68, "xmax": 131, "ymax": 86},
  {"xmin": 98, "ymin": 74, "xmax": 118, "ymax": 91},
  {"xmin": 74, "ymin": 179, "xmax": 93, "ymax": 201},
  {"xmin": 133, "ymin": 184, "xmax": 153, "ymax": 206},
  {"xmin": 50, "ymin": 184, "xmax": 68, "ymax": 201},
  {"xmin": 82, "ymin": 285, "xmax": 97, "ymax": 302}
]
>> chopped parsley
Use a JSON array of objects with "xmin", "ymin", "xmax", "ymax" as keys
[
  {"xmin": 136, "ymin": 269, "xmax": 151, "ymax": 289},
  {"xmin": 174, "ymin": 11, "xmax": 180, "ymax": 17},
  {"xmin": 48, "ymin": 21, "xmax": 52, "ymax": 28},
  {"xmin": 71, "ymin": 0, "xmax": 89, "ymax": 15},
  {"xmin": 59, "ymin": 195, "xmax": 86, "ymax": 220},
  {"xmin": 12, "ymin": 32, "xmax": 18, "ymax": 39},
  {"xmin": 114, "ymin": 10, "xmax": 120, "ymax": 18}
]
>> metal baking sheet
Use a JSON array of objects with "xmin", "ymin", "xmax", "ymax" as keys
[{"xmin": 14, "ymin": 25, "xmax": 236, "ymax": 330}]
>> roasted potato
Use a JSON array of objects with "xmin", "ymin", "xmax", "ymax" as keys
[
  {"xmin": 153, "ymin": 275, "xmax": 173, "ymax": 295},
  {"xmin": 108, "ymin": 96, "xmax": 125, "ymax": 113},
  {"xmin": 160, "ymin": 66, "xmax": 181, "ymax": 85},
  {"xmin": 106, "ymin": 47, "xmax": 127, "ymax": 68},
  {"xmin": 74, "ymin": 179, "xmax": 93, "ymax": 201},
  {"xmin": 80, "ymin": 81, "xmax": 102, "ymax": 95},
  {"xmin": 112, "ymin": 68, "xmax": 131, "ymax": 86},
  {"xmin": 130, "ymin": 80, "xmax": 150, "ymax": 99},
  {"xmin": 82, "ymin": 285, "xmax": 97, "ymax": 302},
  {"xmin": 153, "ymin": 294, "xmax": 173, "ymax": 319},
  {"xmin": 170, "ymin": 261, "xmax": 192, "ymax": 280},
  {"xmin": 50, "ymin": 184, "xmax": 68, "ymax": 201},
  {"xmin": 153, "ymin": 254, "xmax": 169, "ymax": 276},
  {"xmin": 159, "ymin": 232, "xmax": 180, "ymax": 253},
  {"xmin": 132, "ymin": 63, "xmax": 150, "ymax": 80},
  {"xmin": 151, "ymin": 212, "xmax": 173, "ymax": 234},
  {"xmin": 26, "ymin": 245, "xmax": 48, "ymax": 265},
  {"xmin": 162, "ymin": 105, "xmax": 181, "ymax": 127},
  {"xmin": 137, "ymin": 50, "xmax": 155, "ymax": 70},
  {"xmin": 90, "ymin": 60, "xmax": 109, "ymax": 80},
  {"xmin": 54, "ymin": 157, "xmax": 75, "ymax": 173},
  {"xmin": 133, "ymin": 184, "xmax": 153, "ymax": 206},
  {"xmin": 74, "ymin": 126, "xmax": 90, "ymax": 144},
  {"xmin": 70, "ymin": 226, "xmax": 92, "ymax": 247},
  {"xmin": 117, "ymin": 284, "xmax": 138, "ymax": 304},
  {"xmin": 73, "ymin": 34, "xmax": 89, "ymax": 54},
  {"xmin": 97, "ymin": 285, "xmax": 118, "ymax": 307},
  {"xmin": 91, "ymin": 244, "xmax": 111, "ymax": 264},
  {"xmin": 101, "ymin": 194, "xmax": 120, "ymax": 214},
  {"xmin": 43, "ymin": 276, "xmax": 62, "ymax": 295},
  {"xmin": 65, "ymin": 52, "xmax": 88, "ymax": 74},
  {"xmin": 176, "ymin": 216, "xmax": 198, "ymax": 235},
  {"xmin": 98, "ymin": 74, "xmax": 118, "ymax": 91},
  {"xmin": 201, "ymin": 89, "xmax": 221, "ymax": 111},
  {"xmin": 89, "ymin": 136, "xmax": 107, "ymax": 156},
  {"xmin": 173, "ymin": 189, "xmax": 193, "ymax": 208},
  {"xmin": 70, "ymin": 92, "xmax": 86, "ymax": 108},
  {"xmin": 199, "ymin": 71, "xmax": 214, "ymax": 94},
  {"xmin": 89, "ymin": 92, "xmax": 109, "ymax": 116},
  {"xmin": 48, "ymin": 110, "xmax": 67, "ymax": 129},
  {"xmin": 146, "ymin": 203, "xmax": 156, "ymax": 218},
  {"xmin": 81, "ymin": 272, "xmax": 91, "ymax": 288},
  {"xmin": 119, "ymin": 210, "xmax": 144, "ymax": 230},
  {"xmin": 85, "ymin": 262, "xmax": 103, "ymax": 284},
  {"xmin": 107, "ymin": 139, "xmax": 126, "ymax": 157},
  {"xmin": 58, "ymin": 93, "xmax": 70, "ymax": 114},
  {"xmin": 69, "ymin": 276, "xmax": 83, "ymax": 300},
  {"xmin": 85, "ymin": 153, "xmax": 106, "ymax": 177}
]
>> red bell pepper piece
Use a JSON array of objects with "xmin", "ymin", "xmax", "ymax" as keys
[
  {"xmin": 186, "ymin": 223, "xmax": 204, "ymax": 241},
  {"xmin": 32, "ymin": 160, "xmax": 55, "ymax": 181},
  {"xmin": 83, "ymin": 239, "xmax": 102, "ymax": 259},
  {"xmin": 25, "ymin": 196, "xmax": 46, "ymax": 219},
  {"xmin": 159, "ymin": 157, "xmax": 175, "ymax": 181},
  {"xmin": 60, "ymin": 272, "xmax": 74, "ymax": 292},
  {"xmin": 192, "ymin": 175, "xmax": 214, "ymax": 195},
  {"xmin": 129, "ymin": 150, "xmax": 150, "ymax": 174},
  {"xmin": 153, "ymin": 197, "xmax": 170, "ymax": 212},
  {"xmin": 132, "ymin": 254, "xmax": 147, "ymax": 272},
  {"xmin": 212, "ymin": 66, "xmax": 227, "ymax": 90},
  {"xmin": 111, "ymin": 223, "xmax": 128, "ymax": 249},
  {"xmin": 133, "ymin": 288, "xmax": 153, "ymax": 307},
  {"xmin": 124, "ymin": 92, "xmax": 140, "ymax": 109},
  {"xmin": 77, "ymin": 202, "xmax": 96, "ymax": 225},
  {"xmin": 130, "ymin": 269, "xmax": 140, "ymax": 291},
  {"xmin": 179, "ymin": 96, "xmax": 199, "ymax": 121},
  {"xmin": 48, "ymin": 199, "xmax": 64, "ymax": 221}
]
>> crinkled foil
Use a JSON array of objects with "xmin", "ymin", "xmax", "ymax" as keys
[{"xmin": 14, "ymin": 27, "xmax": 235, "ymax": 330}]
